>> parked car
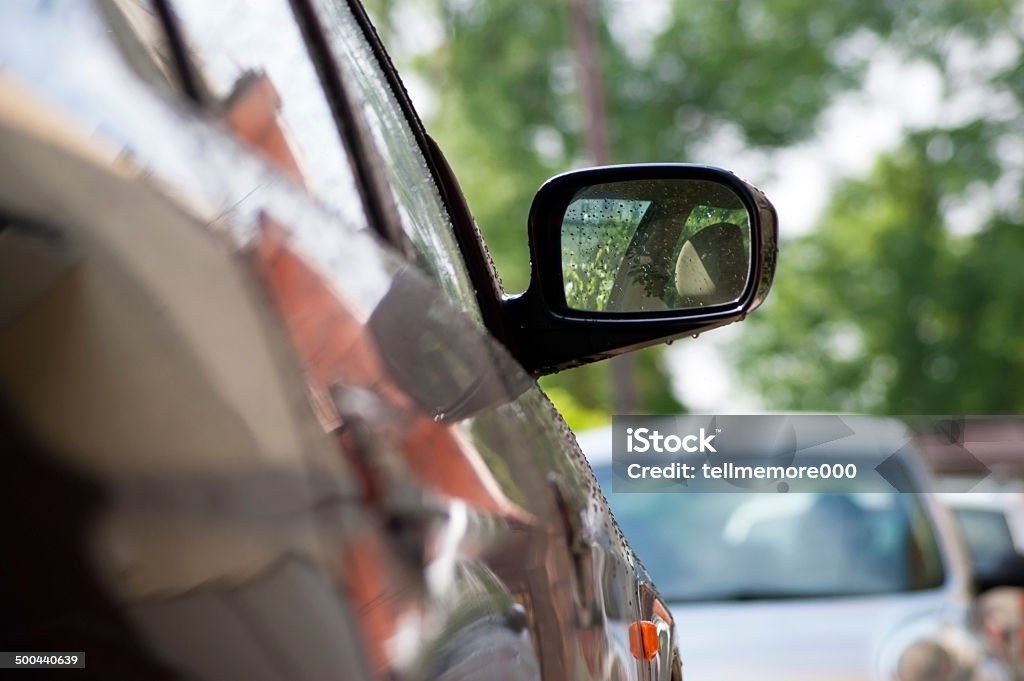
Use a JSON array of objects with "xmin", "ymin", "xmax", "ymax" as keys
[
  {"xmin": 581, "ymin": 417, "xmax": 1024, "ymax": 681},
  {"xmin": 917, "ymin": 419, "xmax": 1024, "ymax": 679},
  {"xmin": 0, "ymin": 0, "xmax": 778, "ymax": 679},
  {"xmin": 939, "ymin": 491, "xmax": 1024, "ymax": 680}
]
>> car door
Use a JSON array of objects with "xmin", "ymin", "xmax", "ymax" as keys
[
  {"xmin": 165, "ymin": 0, "xmax": 678, "ymax": 678},
  {"xmin": 300, "ymin": 2, "xmax": 679, "ymax": 679},
  {"xmin": 1, "ymin": 1, "xmax": 529, "ymax": 679},
  {"xmin": 0, "ymin": 0, "xmax": 677, "ymax": 679},
  {"xmin": 2, "ymin": 0, "xmax": 460, "ymax": 676}
]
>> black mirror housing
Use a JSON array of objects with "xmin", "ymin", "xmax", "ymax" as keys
[{"xmin": 502, "ymin": 164, "xmax": 778, "ymax": 376}]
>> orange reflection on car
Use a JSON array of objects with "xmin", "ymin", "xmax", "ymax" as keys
[{"xmin": 629, "ymin": 620, "xmax": 659, "ymax": 662}]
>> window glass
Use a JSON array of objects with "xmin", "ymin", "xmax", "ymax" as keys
[
  {"xmin": 311, "ymin": 0, "xmax": 482, "ymax": 321},
  {"xmin": 170, "ymin": 0, "xmax": 361, "ymax": 220},
  {"xmin": 952, "ymin": 508, "xmax": 1015, "ymax": 574},
  {"xmin": 595, "ymin": 463, "xmax": 946, "ymax": 602}
]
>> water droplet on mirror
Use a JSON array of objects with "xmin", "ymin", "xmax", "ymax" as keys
[{"xmin": 692, "ymin": 334, "xmax": 700, "ymax": 339}]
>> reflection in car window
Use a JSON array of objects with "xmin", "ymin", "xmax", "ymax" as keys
[
  {"xmin": 595, "ymin": 465, "xmax": 945, "ymax": 602},
  {"xmin": 311, "ymin": 0, "xmax": 482, "ymax": 322},
  {"xmin": 170, "ymin": 0, "xmax": 363, "ymax": 221}
]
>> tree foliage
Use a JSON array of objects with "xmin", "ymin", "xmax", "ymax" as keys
[
  {"xmin": 365, "ymin": 0, "xmax": 1024, "ymax": 420},
  {"xmin": 730, "ymin": 0, "xmax": 1024, "ymax": 414},
  {"xmin": 735, "ymin": 125, "xmax": 1024, "ymax": 413}
]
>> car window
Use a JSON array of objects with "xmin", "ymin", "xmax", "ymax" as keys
[
  {"xmin": 168, "ymin": 0, "xmax": 365, "ymax": 222},
  {"xmin": 952, "ymin": 507, "xmax": 1016, "ymax": 574},
  {"xmin": 309, "ymin": 0, "xmax": 482, "ymax": 322},
  {"xmin": 595, "ymin": 464, "xmax": 946, "ymax": 602}
]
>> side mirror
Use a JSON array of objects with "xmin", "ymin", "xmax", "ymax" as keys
[
  {"xmin": 502, "ymin": 164, "xmax": 778, "ymax": 375},
  {"xmin": 975, "ymin": 551, "xmax": 1024, "ymax": 594}
]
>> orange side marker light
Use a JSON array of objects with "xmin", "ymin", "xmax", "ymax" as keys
[{"xmin": 628, "ymin": 621, "xmax": 659, "ymax": 661}]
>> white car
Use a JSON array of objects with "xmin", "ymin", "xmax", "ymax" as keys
[{"xmin": 580, "ymin": 417, "xmax": 1023, "ymax": 681}]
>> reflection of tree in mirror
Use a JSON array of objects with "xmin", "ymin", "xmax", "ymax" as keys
[
  {"xmin": 562, "ymin": 198, "xmax": 650, "ymax": 310},
  {"xmin": 685, "ymin": 206, "xmax": 750, "ymax": 244}
]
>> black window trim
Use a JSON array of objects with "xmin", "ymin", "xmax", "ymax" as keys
[
  {"xmin": 336, "ymin": 0, "xmax": 509, "ymax": 342},
  {"xmin": 288, "ymin": 0, "xmax": 414, "ymax": 259},
  {"xmin": 151, "ymin": 0, "xmax": 205, "ymax": 106}
]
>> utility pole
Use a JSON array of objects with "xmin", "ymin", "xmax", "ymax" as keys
[{"xmin": 567, "ymin": 0, "xmax": 636, "ymax": 414}]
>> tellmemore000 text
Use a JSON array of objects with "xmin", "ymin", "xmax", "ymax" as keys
[{"xmin": 624, "ymin": 461, "xmax": 860, "ymax": 481}]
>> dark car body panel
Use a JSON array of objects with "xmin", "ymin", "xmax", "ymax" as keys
[{"xmin": 0, "ymin": 1, "xmax": 676, "ymax": 680}]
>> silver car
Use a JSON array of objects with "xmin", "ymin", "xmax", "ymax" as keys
[
  {"xmin": 939, "ymin": 490, "xmax": 1024, "ymax": 680},
  {"xmin": 581, "ymin": 417, "xmax": 1018, "ymax": 681}
]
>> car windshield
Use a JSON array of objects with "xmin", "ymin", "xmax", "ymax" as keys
[{"xmin": 595, "ymin": 465, "xmax": 945, "ymax": 602}]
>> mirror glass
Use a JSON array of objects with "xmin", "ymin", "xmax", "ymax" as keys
[{"xmin": 560, "ymin": 179, "xmax": 753, "ymax": 313}]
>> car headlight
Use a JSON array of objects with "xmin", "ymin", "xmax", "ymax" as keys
[{"xmin": 895, "ymin": 640, "xmax": 956, "ymax": 681}]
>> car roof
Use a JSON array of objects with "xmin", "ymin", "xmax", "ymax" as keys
[{"xmin": 937, "ymin": 490, "xmax": 1024, "ymax": 511}]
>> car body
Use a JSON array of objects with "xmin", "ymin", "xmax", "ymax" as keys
[
  {"xmin": 580, "ymin": 417, "xmax": 1016, "ymax": 681},
  {"xmin": 0, "ymin": 1, "xmax": 780, "ymax": 679}
]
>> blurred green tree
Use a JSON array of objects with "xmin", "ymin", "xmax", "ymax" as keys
[
  {"xmin": 364, "ymin": 0, "xmax": 1024, "ymax": 420},
  {"xmin": 730, "ymin": 0, "xmax": 1024, "ymax": 413},
  {"xmin": 735, "ymin": 124, "xmax": 1024, "ymax": 413}
]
